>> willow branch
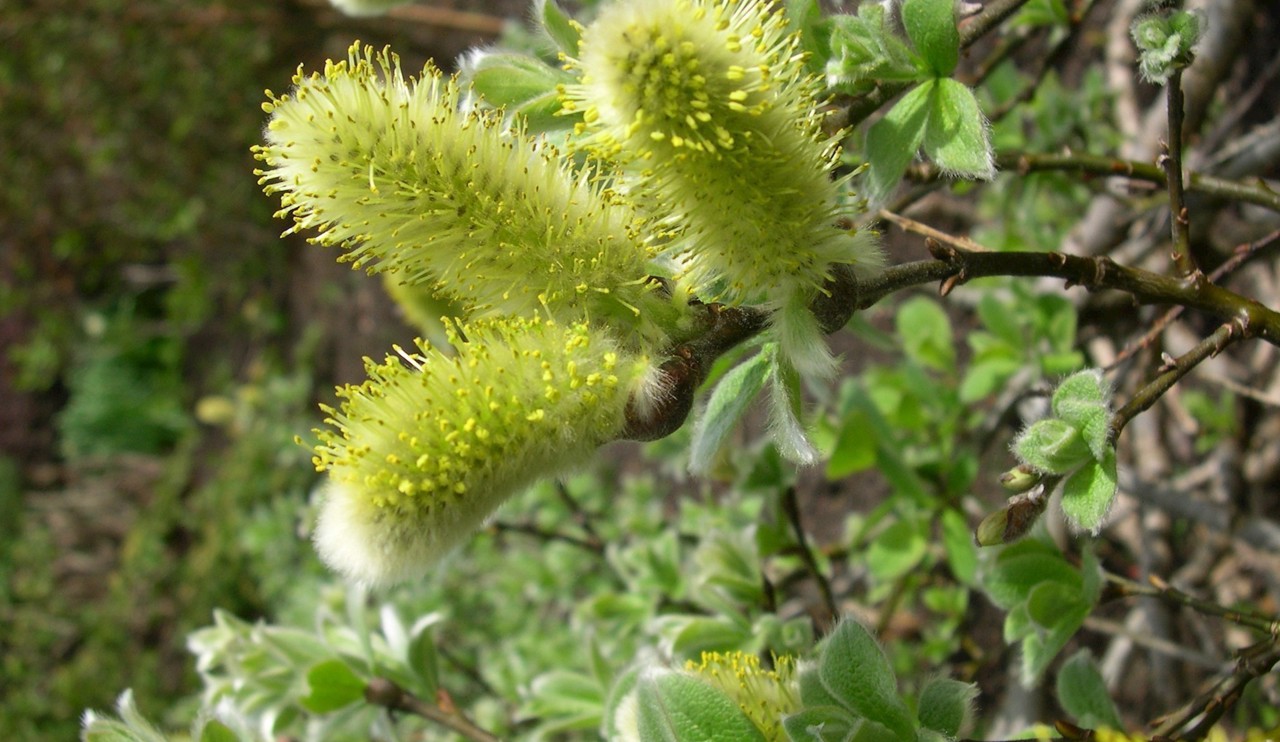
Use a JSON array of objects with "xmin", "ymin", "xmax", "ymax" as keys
[
  {"xmin": 781, "ymin": 486, "xmax": 838, "ymax": 633},
  {"xmin": 364, "ymin": 678, "xmax": 502, "ymax": 742},
  {"xmin": 1104, "ymin": 572, "xmax": 1280, "ymax": 636},
  {"xmin": 1109, "ymin": 319, "xmax": 1247, "ymax": 439},
  {"xmin": 1150, "ymin": 639, "xmax": 1280, "ymax": 738},
  {"xmin": 986, "ymin": 152, "xmax": 1280, "ymax": 213},
  {"xmin": 1161, "ymin": 68, "xmax": 1199, "ymax": 277}
]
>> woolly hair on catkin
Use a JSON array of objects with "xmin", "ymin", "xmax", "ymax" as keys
[
  {"xmin": 563, "ymin": 0, "xmax": 880, "ymax": 378},
  {"xmin": 312, "ymin": 316, "xmax": 651, "ymax": 586},
  {"xmin": 255, "ymin": 42, "xmax": 657, "ymax": 327}
]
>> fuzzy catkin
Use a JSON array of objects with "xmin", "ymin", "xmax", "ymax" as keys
[
  {"xmin": 564, "ymin": 0, "xmax": 879, "ymax": 376},
  {"xmin": 312, "ymin": 316, "xmax": 649, "ymax": 586},
  {"xmin": 255, "ymin": 42, "xmax": 658, "ymax": 326}
]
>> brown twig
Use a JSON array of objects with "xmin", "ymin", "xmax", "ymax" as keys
[
  {"xmin": 1150, "ymin": 638, "xmax": 1280, "ymax": 739},
  {"xmin": 1109, "ymin": 319, "xmax": 1247, "ymax": 439},
  {"xmin": 365, "ymin": 678, "xmax": 503, "ymax": 742},
  {"xmin": 1104, "ymin": 572, "xmax": 1280, "ymax": 636},
  {"xmin": 1161, "ymin": 68, "xmax": 1199, "ymax": 278}
]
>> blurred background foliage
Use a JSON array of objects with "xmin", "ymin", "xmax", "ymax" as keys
[{"xmin": 0, "ymin": 0, "xmax": 519, "ymax": 736}]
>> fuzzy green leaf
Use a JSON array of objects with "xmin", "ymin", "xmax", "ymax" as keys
[
  {"xmin": 866, "ymin": 81, "xmax": 935, "ymax": 200},
  {"xmin": 300, "ymin": 659, "xmax": 365, "ymax": 713},
  {"xmin": 467, "ymin": 52, "xmax": 569, "ymax": 110},
  {"xmin": 197, "ymin": 721, "xmax": 239, "ymax": 742},
  {"xmin": 636, "ymin": 671, "xmax": 767, "ymax": 742},
  {"xmin": 1060, "ymin": 449, "xmax": 1118, "ymax": 533},
  {"xmin": 922, "ymin": 78, "xmax": 994, "ymax": 179},
  {"xmin": 1052, "ymin": 370, "xmax": 1112, "ymax": 461},
  {"xmin": 690, "ymin": 352, "xmax": 770, "ymax": 473},
  {"xmin": 535, "ymin": 0, "xmax": 581, "ymax": 55},
  {"xmin": 902, "ymin": 0, "xmax": 960, "ymax": 76},
  {"xmin": 1057, "ymin": 650, "xmax": 1123, "ymax": 730},
  {"xmin": 782, "ymin": 705, "xmax": 857, "ymax": 742},
  {"xmin": 981, "ymin": 540, "xmax": 1081, "ymax": 609},
  {"xmin": 1022, "ymin": 599, "xmax": 1090, "ymax": 684},
  {"xmin": 826, "ymin": 5, "xmax": 926, "ymax": 94},
  {"xmin": 818, "ymin": 620, "xmax": 915, "ymax": 737},
  {"xmin": 1014, "ymin": 418, "xmax": 1092, "ymax": 475},
  {"xmin": 917, "ymin": 677, "xmax": 978, "ymax": 737}
]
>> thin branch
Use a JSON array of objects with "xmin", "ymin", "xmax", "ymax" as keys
[
  {"xmin": 488, "ymin": 520, "xmax": 605, "ymax": 555},
  {"xmin": 365, "ymin": 678, "xmax": 503, "ymax": 742},
  {"xmin": 1161, "ymin": 68, "xmax": 1199, "ymax": 278},
  {"xmin": 1150, "ymin": 638, "xmax": 1280, "ymax": 739},
  {"xmin": 1104, "ymin": 572, "xmax": 1280, "ymax": 636},
  {"xmin": 1110, "ymin": 319, "xmax": 1247, "ymax": 439},
  {"xmin": 780, "ymin": 486, "xmax": 838, "ymax": 633},
  {"xmin": 1107, "ymin": 228, "xmax": 1280, "ymax": 370}
]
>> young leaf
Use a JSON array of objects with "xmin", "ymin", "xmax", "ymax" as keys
[
  {"xmin": 1051, "ymin": 369, "xmax": 1112, "ymax": 461},
  {"xmin": 818, "ymin": 620, "xmax": 916, "ymax": 737},
  {"xmin": 922, "ymin": 78, "xmax": 994, "ymax": 179},
  {"xmin": 940, "ymin": 508, "xmax": 978, "ymax": 585},
  {"xmin": 981, "ymin": 541, "xmax": 1081, "ymax": 609},
  {"xmin": 782, "ymin": 705, "xmax": 858, "ymax": 742},
  {"xmin": 197, "ymin": 720, "xmax": 240, "ymax": 742},
  {"xmin": 689, "ymin": 352, "xmax": 770, "ymax": 473},
  {"xmin": 1013, "ymin": 418, "xmax": 1092, "ymax": 475},
  {"xmin": 1021, "ymin": 599, "xmax": 1091, "ymax": 684},
  {"xmin": 535, "ymin": 0, "xmax": 581, "ymax": 55},
  {"xmin": 896, "ymin": 296, "xmax": 955, "ymax": 371},
  {"xmin": 636, "ymin": 670, "xmax": 768, "ymax": 742},
  {"xmin": 865, "ymin": 81, "xmax": 935, "ymax": 201},
  {"xmin": 300, "ymin": 659, "xmax": 365, "ymax": 713},
  {"xmin": 1056, "ymin": 650, "xmax": 1123, "ymax": 730},
  {"xmin": 902, "ymin": 0, "xmax": 960, "ymax": 76},
  {"xmin": 466, "ymin": 52, "xmax": 570, "ymax": 110},
  {"xmin": 826, "ymin": 407, "xmax": 877, "ymax": 479},
  {"xmin": 917, "ymin": 677, "xmax": 978, "ymax": 737},
  {"xmin": 1060, "ymin": 449, "xmax": 1118, "ymax": 533},
  {"xmin": 866, "ymin": 518, "xmax": 928, "ymax": 583}
]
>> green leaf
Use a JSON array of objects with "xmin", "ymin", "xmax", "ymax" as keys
[
  {"xmin": 636, "ymin": 671, "xmax": 767, "ymax": 742},
  {"xmin": 1022, "ymin": 600, "xmax": 1090, "ymax": 683},
  {"xmin": 825, "ymin": 6, "xmax": 927, "ymax": 94},
  {"xmin": 535, "ymin": 0, "xmax": 581, "ymax": 55},
  {"xmin": 1013, "ymin": 418, "xmax": 1092, "ymax": 475},
  {"xmin": 902, "ymin": 0, "xmax": 960, "ymax": 76},
  {"xmin": 528, "ymin": 670, "xmax": 604, "ymax": 719},
  {"xmin": 866, "ymin": 81, "xmax": 935, "ymax": 200},
  {"xmin": 407, "ymin": 618, "xmax": 440, "ymax": 698},
  {"xmin": 786, "ymin": 0, "xmax": 830, "ymax": 74},
  {"xmin": 602, "ymin": 665, "xmax": 642, "ymax": 741},
  {"xmin": 300, "ymin": 659, "xmax": 365, "ymax": 713},
  {"xmin": 669, "ymin": 616, "xmax": 753, "ymax": 658},
  {"xmin": 196, "ymin": 720, "xmax": 239, "ymax": 742},
  {"xmin": 959, "ymin": 356, "xmax": 1022, "ymax": 402},
  {"xmin": 1056, "ymin": 650, "xmax": 1123, "ymax": 730},
  {"xmin": 867, "ymin": 518, "xmax": 928, "ymax": 583},
  {"xmin": 690, "ymin": 352, "xmax": 770, "ymax": 473},
  {"xmin": 1060, "ymin": 449, "xmax": 1117, "ymax": 533},
  {"xmin": 922, "ymin": 78, "xmax": 994, "ymax": 179},
  {"xmin": 896, "ymin": 296, "xmax": 954, "ymax": 371},
  {"xmin": 917, "ymin": 677, "xmax": 978, "ymax": 736},
  {"xmin": 940, "ymin": 509, "xmax": 978, "ymax": 585},
  {"xmin": 818, "ymin": 620, "xmax": 915, "ymax": 737},
  {"xmin": 981, "ymin": 541, "xmax": 1081, "ymax": 609},
  {"xmin": 826, "ymin": 408, "xmax": 877, "ymax": 478},
  {"xmin": 467, "ymin": 53, "xmax": 570, "ymax": 110},
  {"xmin": 1026, "ymin": 580, "xmax": 1084, "ymax": 629},
  {"xmin": 1051, "ymin": 370, "xmax": 1112, "ymax": 461},
  {"xmin": 782, "ymin": 705, "xmax": 857, "ymax": 742}
]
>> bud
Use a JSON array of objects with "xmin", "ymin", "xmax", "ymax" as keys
[
  {"xmin": 562, "ymin": 0, "xmax": 880, "ymax": 377},
  {"xmin": 312, "ymin": 316, "xmax": 650, "ymax": 586},
  {"xmin": 975, "ymin": 488, "xmax": 1048, "ymax": 547},
  {"xmin": 999, "ymin": 463, "xmax": 1042, "ymax": 493},
  {"xmin": 255, "ymin": 42, "xmax": 658, "ymax": 326}
]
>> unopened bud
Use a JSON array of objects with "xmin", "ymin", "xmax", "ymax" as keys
[
  {"xmin": 999, "ymin": 464, "xmax": 1042, "ymax": 493},
  {"xmin": 975, "ymin": 488, "xmax": 1049, "ymax": 547}
]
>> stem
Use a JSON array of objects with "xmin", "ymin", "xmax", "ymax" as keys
[
  {"xmin": 1162, "ymin": 68, "xmax": 1199, "ymax": 278},
  {"xmin": 781, "ymin": 486, "xmax": 838, "ymax": 633},
  {"xmin": 1109, "ymin": 319, "xmax": 1246, "ymax": 440},
  {"xmin": 1104, "ymin": 572, "xmax": 1280, "ymax": 636},
  {"xmin": 364, "ymin": 678, "xmax": 503, "ymax": 742},
  {"xmin": 1150, "ymin": 638, "xmax": 1280, "ymax": 739}
]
